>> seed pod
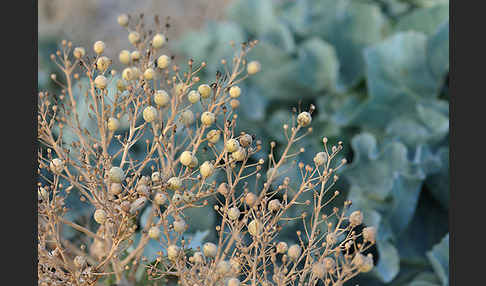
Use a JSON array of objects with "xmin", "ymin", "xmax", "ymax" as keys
[
  {"xmin": 313, "ymin": 152, "xmax": 328, "ymax": 166},
  {"xmin": 144, "ymin": 68, "xmax": 155, "ymax": 80},
  {"xmin": 96, "ymin": 56, "xmax": 111, "ymax": 71},
  {"xmin": 130, "ymin": 50, "xmax": 141, "ymax": 61},
  {"xmin": 225, "ymin": 138, "xmax": 240, "ymax": 153},
  {"xmin": 198, "ymin": 84, "xmax": 211, "ymax": 98},
  {"xmin": 268, "ymin": 199, "xmax": 282, "ymax": 212},
  {"xmin": 239, "ymin": 134, "xmax": 252, "ymax": 147},
  {"xmin": 136, "ymin": 184, "xmax": 149, "ymax": 196},
  {"xmin": 130, "ymin": 197, "xmax": 147, "ymax": 213},
  {"xmin": 248, "ymin": 220, "xmax": 262, "ymax": 236},
  {"xmin": 148, "ymin": 226, "xmax": 161, "ymax": 239},
  {"xmin": 108, "ymin": 167, "xmax": 125, "ymax": 183},
  {"xmin": 227, "ymin": 277, "xmax": 240, "ymax": 286},
  {"xmin": 297, "ymin": 112, "xmax": 312, "ymax": 127},
  {"xmin": 230, "ymin": 99, "xmax": 240, "ymax": 109},
  {"xmin": 173, "ymin": 219, "xmax": 186, "ymax": 233},
  {"xmin": 349, "ymin": 210, "xmax": 363, "ymax": 226},
  {"xmin": 180, "ymin": 110, "xmax": 195, "ymax": 125},
  {"xmin": 276, "ymin": 242, "xmax": 288, "ymax": 254},
  {"xmin": 362, "ymin": 227, "xmax": 376, "ymax": 242},
  {"xmin": 200, "ymin": 161, "xmax": 215, "ymax": 178},
  {"xmin": 189, "ymin": 156, "xmax": 199, "ymax": 168},
  {"xmin": 122, "ymin": 67, "xmax": 133, "ymax": 81},
  {"xmin": 188, "ymin": 90, "xmax": 200, "ymax": 103},
  {"xmin": 207, "ymin": 129, "xmax": 221, "ymax": 144},
  {"xmin": 152, "ymin": 90, "xmax": 169, "ymax": 107},
  {"xmin": 358, "ymin": 254, "xmax": 374, "ymax": 273},
  {"xmin": 203, "ymin": 242, "xmax": 217, "ymax": 257},
  {"xmin": 73, "ymin": 256, "xmax": 87, "ymax": 269},
  {"xmin": 110, "ymin": 183, "xmax": 122, "ymax": 195},
  {"xmin": 151, "ymin": 172, "xmax": 161, "ymax": 182},
  {"xmin": 201, "ymin": 111, "xmax": 215, "ymax": 126},
  {"xmin": 326, "ymin": 233, "xmax": 337, "ymax": 246},
  {"xmin": 312, "ymin": 263, "xmax": 326, "ymax": 279},
  {"xmin": 173, "ymin": 83, "xmax": 185, "ymax": 96},
  {"xmin": 50, "ymin": 158, "xmax": 64, "ymax": 173},
  {"xmin": 119, "ymin": 50, "xmax": 130, "ymax": 65},
  {"xmin": 117, "ymin": 14, "xmax": 129, "ymax": 27},
  {"xmin": 245, "ymin": 192, "xmax": 257, "ymax": 207},
  {"xmin": 231, "ymin": 147, "xmax": 246, "ymax": 162},
  {"xmin": 94, "ymin": 209, "xmax": 107, "ymax": 224},
  {"xmin": 93, "ymin": 41, "xmax": 105, "ymax": 54},
  {"xmin": 247, "ymin": 61, "xmax": 261, "ymax": 75},
  {"xmin": 229, "ymin": 86, "xmax": 241, "ymax": 98},
  {"xmin": 116, "ymin": 79, "xmax": 126, "ymax": 92},
  {"xmin": 73, "ymin": 47, "xmax": 85, "ymax": 59},
  {"xmin": 180, "ymin": 151, "xmax": 194, "ymax": 166},
  {"xmin": 157, "ymin": 55, "xmax": 170, "ymax": 69},
  {"xmin": 323, "ymin": 257, "xmax": 335, "ymax": 271},
  {"xmin": 288, "ymin": 245, "xmax": 302, "ymax": 260},
  {"xmin": 227, "ymin": 207, "xmax": 240, "ymax": 220},
  {"xmin": 167, "ymin": 245, "xmax": 180, "ymax": 260},
  {"xmin": 153, "ymin": 192, "xmax": 167, "ymax": 205},
  {"xmin": 152, "ymin": 33, "xmax": 166, "ymax": 49},
  {"xmin": 217, "ymin": 182, "xmax": 229, "ymax": 196},
  {"xmin": 182, "ymin": 191, "xmax": 194, "ymax": 203},
  {"xmin": 143, "ymin": 106, "xmax": 157, "ymax": 123},
  {"xmin": 107, "ymin": 117, "xmax": 120, "ymax": 132},
  {"xmin": 128, "ymin": 31, "xmax": 140, "ymax": 45},
  {"xmin": 216, "ymin": 260, "xmax": 231, "ymax": 275},
  {"xmin": 94, "ymin": 75, "xmax": 107, "ymax": 89},
  {"xmin": 167, "ymin": 177, "xmax": 182, "ymax": 190},
  {"xmin": 192, "ymin": 251, "xmax": 204, "ymax": 263}
]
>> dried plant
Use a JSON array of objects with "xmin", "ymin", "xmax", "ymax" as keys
[{"xmin": 37, "ymin": 13, "xmax": 376, "ymax": 286}]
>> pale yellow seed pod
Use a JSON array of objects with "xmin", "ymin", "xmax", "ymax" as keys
[
  {"xmin": 188, "ymin": 90, "xmax": 200, "ymax": 103},
  {"xmin": 154, "ymin": 90, "xmax": 170, "ymax": 107},
  {"xmin": 157, "ymin": 55, "xmax": 170, "ymax": 69},
  {"xmin": 148, "ymin": 226, "xmax": 161, "ymax": 239},
  {"xmin": 200, "ymin": 161, "xmax": 215, "ymax": 178},
  {"xmin": 287, "ymin": 244, "xmax": 302, "ymax": 260},
  {"xmin": 128, "ymin": 31, "xmax": 141, "ymax": 45},
  {"xmin": 172, "ymin": 193, "xmax": 182, "ymax": 204},
  {"xmin": 130, "ymin": 50, "xmax": 141, "ymax": 61},
  {"xmin": 73, "ymin": 47, "xmax": 85, "ymax": 59},
  {"xmin": 173, "ymin": 219, "xmax": 186, "ymax": 233},
  {"xmin": 268, "ymin": 199, "xmax": 281, "ymax": 212},
  {"xmin": 154, "ymin": 192, "xmax": 167, "ymax": 205},
  {"xmin": 117, "ymin": 14, "xmax": 129, "ymax": 27},
  {"xmin": 359, "ymin": 254, "xmax": 374, "ymax": 273},
  {"xmin": 349, "ymin": 210, "xmax": 363, "ymax": 226},
  {"xmin": 109, "ymin": 167, "xmax": 125, "ymax": 183},
  {"xmin": 122, "ymin": 67, "xmax": 133, "ymax": 81},
  {"xmin": 297, "ymin": 112, "xmax": 312, "ymax": 127},
  {"xmin": 207, "ymin": 129, "xmax": 221, "ymax": 144},
  {"xmin": 245, "ymin": 192, "xmax": 257, "ymax": 207},
  {"xmin": 96, "ymin": 56, "xmax": 111, "ymax": 71},
  {"xmin": 180, "ymin": 110, "xmax": 195, "ymax": 125},
  {"xmin": 313, "ymin": 152, "xmax": 328, "ymax": 166},
  {"xmin": 247, "ymin": 61, "xmax": 261, "ymax": 75},
  {"xmin": 276, "ymin": 242, "xmax": 288, "ymax": 254},
  {"xmin": 143, "ymin": 106, "xmax": 158, "ymax": 123},
  {"xmin": 225, "ymin": 138, "xmax": 240, "ymax": 153},
  {"xmin": 173, "ymin": 83, "xmax": 185, "ymax": 96},
  {"xmin": 152, "ymin": 33, "xmax": 166, "ymax": 49},
  {"xmin": 201, "ymin": 111, "xmax": 215, "ymax": 126},
  {"xmin": 107, "ymin": 117, "xmax": 120, "ymax": 132},
  {"xmin": 119, "ymin": 50, "xmax": 131, "ymax": 65},
  {"xmin": 144, "ymin": 68, "xmax": 155, "ymax": 80},
  {"xmin": 131, "ymin": 67, "xmax": 141, "ymax": 78},
  {"xmin": 192, "ymin": 251, "xmax": 204, "ymax": 263},
  {"xmin": 167, "ymin": 177, "xmax": 182, "ymax": 190},
  {"xmin": 230, "ymin": 99, "xmax": 240, "ymax": 109},
  {"xmin": 93, "ymin": 209, "xmax": 107, "ymax": 224},
  {"xmin": 231, "ymin": 147, "xmax": 246, "ymax": 162},
  {"xmin": 110, "ymin": 183, "xmax": 122, "ymax": 195},
  {"xmin": 50, "ymin": 158, "xmax": 64, "ymax": 173},
  {"xmin": 94, "ymin": 75, "xmax": 108, "ymax": 89},
  {"xmin": 180, "ymin": 151, "xmax": 194, "ymax": 166},
  {"xmin": 326, "ymin": 233, "xmax": 337, "ymax": 245},
  {"xmin": 198, "ymin": 84, "xmax": 211, "ymax": 98},
  {"xmin": 229, "ymin": 86, "xmax": 241, "ymax": 98},
  {"xmin": 93, "ymin": 41, "xmax": 105, "ymax": 54},
  {"xmin": 248, "ymin": 220, "xmax": 262, "ymax": 236},
  {"xmin": 239, "ymin": 134, "xmax": 252, "ymax": 147},
  {"xmin": 167, "ymin": 245, "xmax": 180, "ymax": 260},
  {"xmin": 216, "ymin": 260, "xmax": 231, "ymax": 275},
  {"xmin": 73, "ymin": 256, "xmax": 87, "ymax": 269},
  {"xmin": 203, "ymin": 242, "xmax": 218, "ymax": 257},
  {"xmin": 363, "ymin": 227, "xmax": 376, "ymax": 242},
  {"xmin": 151, "ymin": 172, "xmax": 161, "ymax": 182},
  {"xmin": 227, "ymin": 207, "xmax": 240, "ymax": 220},
  {"xmin": 130, "ymin": 197, "xmax": 147, "ymax": 213},
  {"xmin": 312, "ymin": 263, "xmax": 327, "ymax": 279}
]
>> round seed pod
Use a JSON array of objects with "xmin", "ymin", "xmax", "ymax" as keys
[
  {"xmin": 239, "ymin": 134, "xmax": 252, "ymax": 147},
  {"xmin": 93, "ymin": 41, "xmax": 105, "ymax": 54},
  {"xmin": 136, "ymin": 183, "xmax": 149, "ymax": 196},
  {"xmin": 122, "ymin": 67, "xmax": 133, "ymax": 81},
  {"xmin": 229, "ymin": 86, "xmax": 241, "ymax": 98},
  {"xmin": 152, "ymin": 33, "xmax": 166, "ymax": 49},
  {"xmin": 216, "ymin": 260, "xmax": 231, "ymax": 275},
  {"xmin": 96, "ymin": 56, "xmax": 111, "ymax": 71},
  {"xmin": 231, "ymin": 147, "xmax": 246, "ymax": 162},
  {"xmin": 189, "ymin": 156, "xmax": 199, "ymax": 168},
  {"xmin": 276, "ymin": 242, "xmax": 288, "ymax": 254},
  {"xmin": 201, "ymin": 111, "xmax": 215, "ymax": 126},
  {"xmin": 352, "ymin": 253, "xmax": 365, "ymax": 267},
  {"xmin": 188, "ymin": 90, "xmax": 200, "ymax": 103},
  {"xmin": 73, "ymin": 255, "xmax": 87, "ymax": 269},
  {"xmin": 173, "ymin": 83, "xmax": 185, "ymax": 96},
  {"xmin": 230, "ymin": 99, "xmax": 240, "ymax": 109},
  {"xmin": 128, "ymin": 31, "xmax": 140, "ymax": 45},
  {"xmin": 153, "ymin": 192, "xmax": 167, "ymax": 205},
  {"xmin": 94, "ymin": 75, "xmax": 108, "ymax": 89},
  {"xmin": 192, "ymin": 251, "xmax": 204, "ymax": 263},
  {"xmin": 144, "ymin": 68, "xmax": 155, "ymax": 80},
  {"xmin": 182, "ymin": 191, "xmax": 194, "ymax": 203},
  {"xmin": 313, "ymin": 152, "xmax": 328, "ymax": 166},
  {"xmin": 116, "ymin": 79, "xmax": 126, "ymax": 91},
  {"xmin": 207, "ymin": 129, "xmax": 221, "ymax": 144},
  {"xmin": 148, "ymin": 226, "xmax": 161, "ymax": 239},
  {"xmin": 245, "ymin": 193, "xmax": 257, "ymax": 207},
  {"xmin": 247, "ymin": 61, "xmax": 261, "ymax": 75},
  {"xmin": 287, "ymin": 244, "xmax": 302, "ymax": 260},
  {"xmin": 94, "ymin": 209, "xmax": 107, "ymax": 224},
  {"xmin": 131, "ymin": 67, "xmax": 141, "ymax": 78},
  {"xmin": 362, "ymin": 226, "xmax": 376, "ymax": 242},
  {"xmin": 157, "ymin": 55, "xmax": 170, "ymax": 69},
  {"xmin": 107, "ymin": 117, "xmax": 120, "ymax": 132},
  {"xmin": 326, "ymin": 233, "xmax": 337, "ymax": 246},
  {"xmin": 200, "ymin": 161, "xmax": 215, "ymax": 178},
  {"xmin": 119, "ymin": 50, "xmax": 130, "ymax": 65},
  {"xmin": 297, "ymin": 112, "xmax": 312, "ymax": 127},
  {"xmin": 198, "ymin": 84, "xmax": 211, "ymax": 98},
  {"xmin": 358, "ymin": 254, "xmax": 374, "ymax": 273},
  {"xmin": 227, "ymin": 207, "xmax": 240, "ymax": 220},
  {"xmin": 349, "ymin": 210, "xmax": 363, "ymax": 226},
  {"xmin": 50, "ymin": 158, "xmax": 64, "ymax": 173},
  {"xmin": 312, "ymin": 262, "xmax": 327, "ymax": 279},
  {"xmin": 167, "ymin": 245, "xmax": 180, "ymax": 260},
  {"xmin": 109, "ymin": 183, "xmax": 122, "ymax": 195},
  {"xmin": 143, "ymin": 106, "xmax": 158, "ymax": 123},
  {"xmin": 173, "ymin": 219, "xmax": 186, "ymax": 233},
  {"xmin": 268, "ymin": 199, "xmax": 282, "ymax": 212},
  {"xmin": 108, "ymin": 167, "xmax": 125, "ymax": 183},
  {"xmin": 73, "ymin": 47, "xmax": 85, "ymax": 59},
  {"xmin": 154, "ymin": 90, "xmax": 170, "ymax": 107},
  {"xmin": 117, "ymin": 14, "xmax": 129, "ymax": 27},
  {"xmin": 227, "ymin": 277, "xmax": 240, "ymax": 286},
  {"xmin": 225, "ymin": 139, "xmax": 240, "ymax": 153},
  {"xmin": 151, "ymin": 172, "xmax": 161, "ymax": 183},
  {"xmin": 203, "ymin": 242, "xmax": 217, "ymax": 257},
  {"xmin": 167, "ymin": 177, "xmax": 182, "ymax": 190},
  {"xmin": 180, "ymin": 110, "xmax": 195, "ymax": 125},
  {"xmin": 248, "ymin": 220, "xmax": 262, "ymax": 236},
  {"xmin": 180, "ymin": 151, "xmax": 194, "ymax": 166},
  {"xmin": 217, "ymin": 182, "xmax": 229, "ymax": 196},
  {"xmin": 130, "ymin": 50, "xmax": 141, "ymax": 61},
  {"xmin": 323, "ymin": 257, "xmax": 335, "ymax": 271}
]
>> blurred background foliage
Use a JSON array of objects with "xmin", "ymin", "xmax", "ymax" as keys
[{"xmin": 38, "ymin": 0, "xmax": 449, "ymax": 285}]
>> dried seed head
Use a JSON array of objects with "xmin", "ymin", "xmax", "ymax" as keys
[
  {"xmin": 245, "ymin": 192, "xmax": 257, "ymax": 207},
  {"xmin": 203, "ymin": 242, "xmax": 218, "ymax": 257},
  {"xmin": 110, "ymin": 183, "xmax": 122, "ymax": 195},
  {"xmin": 216, "ymin": 260, "xmax": 232, "ymax": 275},
  {"xmin": 230, "ymin": 99, "xmax": 240, "ymax": 109},
  {"xmin": 313, "ymin": 152, "xmax": 328, "ymax": 166},
  {"xmin": 323, "ymin": 257, "xmax": 335, "ymax": 270},
  {"xmin": 167, "ymin": 177, "xmax": 182, "ymax": 190},
  {"xmin": 227, "ymin": 207, "xmax": 240, "ymax": 220},
  {"xmin": 144, "ymin": 68, "xmax": 155, "ymax": 80},
  {"xmin": 130, "ymin": 197, "xmax": 148, "ymax": 213},
  {"xmin": 198, "ymin": 84, "xmax": 211, "ymax": 98},
  {"xmin": 349, "ymin": 210, "xmax": 363, "ymax": 226},
  {"xmin": 180, "ymin": 151, "xmax": 195, "ymax": 166},
  {"xmin": 173, "ymin": 219, "xmax": 186, "ymax": 233},
  {"xmin": 226, "ymin": 139, "xmax": 240, "ymax": 153},
  {"xmin": 200, "ymin": 161, "xmax": 215, "ymax": 178},
  {"xmin": 247, "ymin": 61, "xmax": 261, "ymax": 75},
  {"xmin": 167, "ymin": 245, "xmax": 180, "ymax": 260},
  {"xmin": 359, "ymin": 255, "xmax": 374, "ymax": 273},
  {"xmin": 94, "ymin": 75, "xmax": 108, "ymax": 89},
  {"xmin": 201, "ymin": 111, "xmax": 216, "ymax": 126},
  {"xmin": 143, "ymin": 106, "xmax": 158, "ymax": 123},
  {"xmin": 188, "ymin": 90, "xmax": 201, "ymax": 103},
  {"xmin": 192, "ymin": 251, "xmax": 204, "ymax": 263},
  {"xmin": 239, "ymin": 134, "xmax": 252, "ymax": 147},
  {"xmin": 312, "ymin": 262, "xmax": 327, "ymax": 279},
  {"xmin": 172, "ymin": 193, "xmax": 182, "ymax": 204},
  {"xmin": 119, "ymin": 50, "xmax": 131, "ymax": 65},
  {"xmin": 50, "ymin": 158, "xmax": 64, "ymax": 173},
  {"xmin": 231, "ymin": 147, "xmax": 247, "ymax": 162},
  {"xmin": 117, "ymin": 14, "xmax": 129, "ymax": 27},
  {"xmin": 287, "ymin": 245, "xmax": 302, "ymax": 260},
  {"xmin": 276, "ymin": 242, "xmax": 288, "ymax": 254},
  {"xmin": 73, "ymin": 47, "xmax": 86, "ymax": 59},
  {"xmin": 207, "ymin": 129, "xmax": 221, "ymax": 144},
  {"xmin": 326, "ymin": 233, "xmax": 337, "ymax": 246},
  {"xmin": 108, "ymin": 167, "xmax": 125, "ymax": 183},
  {"xmin": 227, "ymin": 277, "xmax": 240, "ymax": 286},
  {"xmin": 130, "ymin": 51, "xmax": 141, "ymax": 61},
  {"xmin": 74, "ymin": 256, "xmax": 87, "ymax": 269},
  {"xmin": 180, "ymin": 110, "xmax": 195, "ymax": 125},
  {"xmin": 362, "ymin": 226, "xmax": 376, "ymax": 242},
  {"xmin": 154, "ymin": 192, "xmax": 167, "ymax": 205},
  {"xmin": 152, "ymin": 33, "xmax": 166, "ymax": 49},
  {"xmin": 122, "ymin": 67, "xmax": 134, "ymax": 81},
  {"xmin": 93, "ymin": 41, "xmax": 105, "ymax": 54},
  {"xmin": 107, "ymin": 117, "xmax": 120, "ymax": 132},
  {"xmin": 96, "ymin": 56, "xmax": 111, "ymax": 71},
  {"xmin": 151, "ymin": 172, "xmax": 161, "ymax": 182},
  {"xmin": 268, "ymin": 199, "xmax": 282, "ymax": 212},
  {"xmin": 128, "ymin": 31, "xmax": 141, "ymax": 45},
  {"xmin": 297, "ymin": 112, "xmax": 312, "ymax": 127},
  {"xmin": 157, "ymin": 55, "xmax": 170, "ymax": 69},
  {"xmin": 229, "ymin": 86, "xmax": 241, "ymax": 98},
  {"xmin": 248, "ymin": 219, "xmax": 263, "ymax": 236},
  {"xmin": 154, "ymin": 90, "xmax": 170, "ymax": 107},
  {"xmin": 148, "ymin": 226, "xmax": 161, "ymax": 239},
  {"xmin": 93, "ymin": 209, "xmax": 107, "ymax": 224}
]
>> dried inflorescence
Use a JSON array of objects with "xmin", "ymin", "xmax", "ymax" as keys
[{"xmin": 37, "ymin": 13, "xmax": 376, "ymax": 286}]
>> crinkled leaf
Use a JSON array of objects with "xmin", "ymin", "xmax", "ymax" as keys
[{"xmin": 395, "ymin": 3, "xmax": 449, "ymax": 35}]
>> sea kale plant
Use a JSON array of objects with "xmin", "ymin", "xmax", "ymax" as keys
[
  {"xmin": 37, "ymin": 14, "xmax": 377, "ymax": 286},
  {"xmin": 176, "ymin": 0, "xmax": 449, "ymax": 285}
]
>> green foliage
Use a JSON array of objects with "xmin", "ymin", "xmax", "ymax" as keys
[{"xmin": 176, "ymin": 0, "xmax": 449, "ymax": 285}]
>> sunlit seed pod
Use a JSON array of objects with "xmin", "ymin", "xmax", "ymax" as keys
[
  {"xmin": 180, "ymin": 110, "xmax": 195, "ymax": 125},
  {"xmin": 231, "ymin": 147, "xmax": 246, "ymax": 162},
  {"xmin": 230, "ymin": 99, "xmax": 240, "ymax": 109},
  {"xmin": 117, "ymin": 14, "xmax": 129, "ymax": 27},
  {"xmin": 93, "ymin": 41, "xmax": 105, "ymax": 54},
  {"xmin": 200, "ymin": 161, "xmax": 215, "ymax": 178},
  {"xmin": 131, "ymin": 67, "xmax": 141, "ymax": 78},
  {"xmin": 153, "ymin": 192, "xmax": 167, "ymax": 205},
  {"xmin": 313, "ymin": 152, "xmax": 328, "ymax": 166},
  {"xmin": 130, "ymin": 197, "xmax": 148, "ymax": 213},
  {"xmin": 152, "ymin": 33, "xmax": 166, "ymax": 49},
  {"xmin": 107, "ymin": 117, "xmax": 120, "ymax": 132},
  {"xmin": 192, "ymin": 251, "xmax": 204, "ymax": 263},
  {"xmin": 359, "ymin": 255, "xmax": 374, "ymax": 272},
  {"xmin": 217, "ymin": 182, "xmax": 229, "ymax": 196},
  {"xmin": 198, "ymin": 84, "xmax": 212, "ymax": 98},
  {"xmin": 268, "ymin": 199, "xmax": 282, "ymax": 212},
  {"xmin": 227, "ymin": 207, "xmax": 240, "ymax": 220},
  {"xmin": 116, "ymin": 79, "xmax": 126, "ymax": 92},
  {"xmin": 93, "ymin": 209, "xmax": 107, "ymax": 224},
  {"xmin": 203, "ymin": 242, "xmax": 218, "ymax": 257},
  {"xmin": 239, "ymin": 134, "xmax": 252, "ymax": 147},
  {"xmin": 180, "ymin": 151, "xmax": 194, "ymax": 166},
  {"xmin": 94, "ymin": 75, "xmax": 108, "ymax": 89},
  {"xmin": 73, "ymin": 47, "xmax": 86, "ymax": 59},
  {"xmin": 248, "ymin": 220, "xmax": 263, "ymax": 236},
  {"xmin": 157, "ymin": 55, "xmax": 170, "ymax": 69},
  {"xmin": 144, "ymin": 68, "xmax": 155, "ymax": 80},
  {"xmin": 39, "ymin": 187, "xmax": 48, "ymax": 200},
  {"xmin": 96, "ymin": 56, "xmax": 111, "ymax": 71},
  {"xmin": 276, "ymin": 242, "xmax": 288, "ymax": 254},
  {"xmin": 50, "ymin": 158, "xmax": 64, "ymax": 173},
  {"xmin": 130, "ymin": 50, "xmax": 141, "ymax": 61},
  {"xmin": 312, "ymin": 263, "xmax": 327, "ymax": 279},
  {"xmin": 362, "ymin": 226, "xmax": 376, "ymax": 242},
  {"xmin": 349, "ymin": 210, "xmax": 363, "ymax": 226},
  {"xmin": 297, "ymin": 112, "xmax": 312, "ymax": 127},
  {"xmin": 153, "ymin": 90, "xmax": 170, "ymax": 107},
  {"xmin": 326, "ymin": 233, "xmax": 337, "ymax": 246},
  {"xmin": 245, "ymin": 192, "xmax": 257, "ymax": 207},
  {"xmin": 167, "ymin": 177, "xmax": 182, "ymax": 190},
  {"xmin": 173, "ymin": 83, "xmax": 185, "ymax": 96},
  {"xmin": 229, "ymin": 86, "xmax": 241, "ymax": 98},
  {"xmin": 151, "ymin": 172, "xmax": 161, "ymax": 182},
  {"xmin": 207, "ymin": 129, "xmax": 221, "ymax": 144},
  {"xmin": 173, "ymin": 219, "xmax": 186, "ymax": 233},
  {"xmin": 73, "ymin": 256, "xmax": 87, "ymax": 269},
  {"xmin": 148, "ymin": 226, "xmax": 161, "ymax": 239},
  {"xmin": 201, "ymin": 111, "xmax": 215, "ymax": 126},
  {"xmin": 128, "ymin": 31, "xmax": 141, "ymax": 45},
  {"xmin": 143, "ymin": 106, "xmax": 158, "ymax": 123},
  {"xmin": 225, "ymin": 138, "xmax": 240, "ymax": 153},
  {"xmin": 188, "ymin": 90, "xmax": 200, "ymax": 103},
  {"xmin": 287, "ymin": 244, "xmax": 302, "ymax": 260},
  {"xmin": 108, "ymin": 167, "xmax": 125, "ymax": 183},
  {"xmin": 109, "ymin": 183, "xmax": 122, "ymax": 195},
  {"xmin": 122, "ymin": 67, "xmax": 133, "ymax": 81},
  {"xmin": 216, "ymin": 260, "xmax": 231, "ymax": 275},
  {"xmin": 167, "ymin": 245, "xmax": 180, "ymax": 261},
  {"xmin": 119, "ymin": 50, "xmax": 131, "ymax": 65},
  {"xmin": 352, "ymin": 253, "xmax": 365, "ymax": 267},
  {"xmin": 247, "ymin": 61, "xmax": 261, "ymax": 75},
  {"xmin": 227, "ymin": 277, "xmax": 240, "ymax": 286}
]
